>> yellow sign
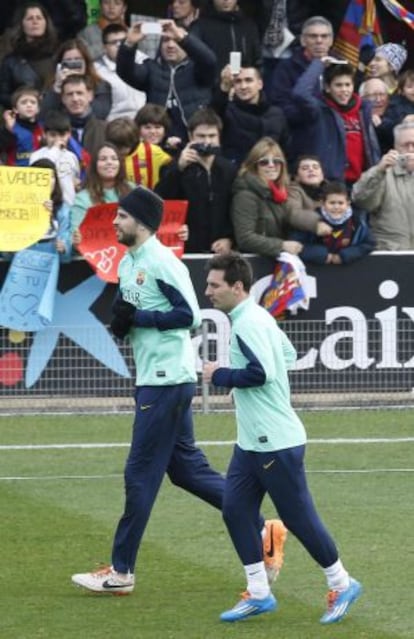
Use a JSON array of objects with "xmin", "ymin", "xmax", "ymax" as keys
[{"xmin": 0, "ymin": 166, "xmax": 52, "ymax": 252}]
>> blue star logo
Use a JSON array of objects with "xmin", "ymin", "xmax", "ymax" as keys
[{"xmin": 26, "ymin": 276, "xmax": 131, "ymax": 387}]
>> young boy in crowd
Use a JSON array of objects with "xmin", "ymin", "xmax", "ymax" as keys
[
  {"xmin": 0, "ymin": 87, "xmax": 43, "ymax": 166},
  {"xmin": 290, "ymin": 181, "xmax": 375, "ymax": 265},
  {"xmin": 291, "ymin": 60, "xmax": 381, "ymax": 185},
  {"xmin": 30, "ymin": 111, "xmax": 81, "ymax": 205},
  {"xmin": 106, "ymin": 116, "xmax": 172, "ymax": 190},
  {"xmin": 135, "ymin": 103, "xmax": 183, "ymax": 155}
]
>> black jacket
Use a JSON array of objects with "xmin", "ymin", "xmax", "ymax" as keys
[
  {"xmin": 155, "ymin": 155, "xmax": 237, "ymax": 253},
  {"xmin": 0, "ymin": 51, "xmax": 55, "ymax": 109},
  {"xmin": 116, "ymin": 33, "xmax": 216, "ymax": 129},
  {"xmin": 190, "ymin": 2, "xmax": 261, "ymax": 75},
  {"xmin": 214, "ymin": 91, "xmax": 290, "ymax": 166}
]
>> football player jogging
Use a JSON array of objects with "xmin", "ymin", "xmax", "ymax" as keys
[
  {"xmin": 202, "ymin": 252, "xmax": 362, "ymax": 624},
  {"xmin": 71, "ymin": 187, "xmax": 286, "ymax": 596}
]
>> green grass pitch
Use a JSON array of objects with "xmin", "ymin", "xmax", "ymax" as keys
[{"xmin": 0, "ymin": 410, "xmax": 413, "ymax": 639}]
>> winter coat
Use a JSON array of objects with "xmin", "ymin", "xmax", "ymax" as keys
[
  {"xmin": 379, "ymin": 94, "xmax": 414, "ymax": 141},
  {"xmin": 291, "ymin": 59, "xmax": 381, "ymax": 181},
  {"xmin": 155, "ymin": 155, "xmax": 236, "ymax": 253},
  {"xmin": 231, "ymin": 172, "xmax": 320, "ymax": 258},
  {"xmin": 116, "ymin": 34, "xmax": 216, "ymax": 129},
  {"xmin": 290, "ymin": 207, "xmax": 375, "ymax": 264},
  {"xmin": 352, "ymin": 163, "xmax": 414, "ymax": 250},
  {"xmin": 215, "ymin": 91, "xmax": 290, "ymax": 166},
  {"xmin": 190, "ymin": 2, "xmax": 261, "ymax": 75},
  {"xmin": 266, "ymin": 48, "xmax": 311, "ymax": 123},
  {"xmin": 288, "ymin": 181, "xmax": 324, "ymax": 211},
  {"xmin": 0, "ymin": 51, "xmax": 55, "ymax": 109}
]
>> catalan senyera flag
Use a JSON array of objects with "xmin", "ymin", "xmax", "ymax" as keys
[{"xmin": 333, "ymin": 0, "xmax": 383, "ymax": 69}]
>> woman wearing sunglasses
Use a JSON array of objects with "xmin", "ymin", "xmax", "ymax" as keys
[{"xmin": 231, "ymin": 137, "xmax": 331, "ymax": 258}]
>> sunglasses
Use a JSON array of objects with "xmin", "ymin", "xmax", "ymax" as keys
[{"xmin": 256, "ymin": 156, "xmax": 283, "ymax": 167}]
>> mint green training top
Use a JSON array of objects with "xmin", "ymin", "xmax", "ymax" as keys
[
  {"xmin": 212, "ymin": 296, "xmax": 306, "ymax": 452},
  {"xmin": 118, "ymin": 235, "xmax": 201, "ymax": 386}
]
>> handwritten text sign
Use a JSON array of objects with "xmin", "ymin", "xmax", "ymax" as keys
[{"xmin": 0, "ymin": 166, "xmax": 52, "ymax": 251}]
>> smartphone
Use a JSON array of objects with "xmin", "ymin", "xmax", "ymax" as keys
[
  {"xmin": 141, "ymin": 21, "xmax": 162, "ymax": 35},
  {"xmin": 229, "ymin": 51, "xmax": 241, "ymax": 75}
]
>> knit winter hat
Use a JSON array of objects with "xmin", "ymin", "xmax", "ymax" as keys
[
  {"xmin": 375, "ymin": 43, "xmax": 407, "ymax": 74},
  {"xmin": 118, "ymin": 186, "xmax": 164, "ymax": 231}
]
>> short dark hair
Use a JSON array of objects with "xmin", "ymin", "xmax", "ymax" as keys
[
  {"xmin": 102, "ymin": 23, "xmax": 127, "ymax": 43},
  {"xmin": 11, "ymin": 86, "xmax": 41, "ymax": 108},
  {"xmin": 321, "ymin": 180, "xmax": 349, "ymax": 200},
  {"xmin": 187, "ymin": 107, "xmax": 222, "ymax": 135},
  {"xmin": 61, "ymin": 74, "xmax": 93, "ymax": 93},
  {"xmin": 135, "ymin": 103, "xmax": 171, "ymax": 130},
  {"xmin": 323, "ymin": 63, "xmax": 355, "ymax": 86},
  {"xmin": 294, "ymin": 154, "xmax": 323, "ymax": 175},
  {"xmin": 43, "ymin": 110, "xmax": 71, "ymax": 133},
  {"xmin": 207, "ymin": 252, "xmax": 253, "ymax": 292}
]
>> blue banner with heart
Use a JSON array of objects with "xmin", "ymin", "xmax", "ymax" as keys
[{"xmin": 0, "ymin": 249, "xmax": 59, "ymax": 331}]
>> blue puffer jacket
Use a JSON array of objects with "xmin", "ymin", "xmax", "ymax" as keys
[
  {"xmin": 116, "ymin": 33, "xmax": 217, "ymax": 127},
  {"xmin": 290, "ymin": 59, "xmax": 381, "ymax": 181}
]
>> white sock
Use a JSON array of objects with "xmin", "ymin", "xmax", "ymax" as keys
[
  {"xmin": 323, "ymin": 559, "xmax": 350, "ymax": 591},
  {"xmin": 244, "ymin": 561, "xmax": 270, "ymax": 599}
]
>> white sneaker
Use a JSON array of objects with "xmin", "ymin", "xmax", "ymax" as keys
[{"xmin": 71, "ymin": 565, "xmax": 135, "ymax": 595}]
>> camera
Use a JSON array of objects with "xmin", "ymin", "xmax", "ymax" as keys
[
  {"xmin": 190, "ymin": 143, "xmax": 220, "ymax": 156},
  {"xmin": 61, "ymin": 59, "xmax": 84, "ymax": 70},
  {"xmin": 398, "ymin": 154, "xmax": 407, "ymax": 169}
]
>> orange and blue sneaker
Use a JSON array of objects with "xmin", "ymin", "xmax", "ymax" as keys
[
  {"xmin": 220, "ymin": 591, "xmax": 277, "ymax": 622},
  {"xmin": 263, "ymin": 519, "xmax": 288, "ymax": 585},
  {"xmin": 71, "ymin": 565, "xmax": 135, "ymax": 595},
  {"xmin": 320, "ymin": 577, "xmax": 362, "ymax": 624}
]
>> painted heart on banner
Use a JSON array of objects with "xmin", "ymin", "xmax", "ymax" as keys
[
  {"xmin": 10, "ymin": 293, "xmax": 39, "ymax": 316},
  {"xmin": 84, "ymin": 246, "xmax": 120, "ymax": 280}
]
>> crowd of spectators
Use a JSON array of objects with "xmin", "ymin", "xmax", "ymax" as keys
[{"xmin": 1, "ymin": 0, "xmax": 414, "ymax": 265}]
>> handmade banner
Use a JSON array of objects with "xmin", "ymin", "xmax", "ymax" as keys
[
  {"xmin": 78, "ymin": 200, "xmax": 189, "ymax": 283},
  {"xmin": 157, "ymin": 200, "xmax": 188, "ymax": 259},
  {"xmin": 0, "ymin": 249, "xmax": 59, "ymax": 331},
  {"xmin": 0, "ymin": 166, "xmax": 52, "ymax": 252},
  {"xmin": 78, "ymin": 203, "xmax": 126, "ymax": 283}
]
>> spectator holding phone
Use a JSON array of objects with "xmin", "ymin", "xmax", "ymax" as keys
[
  {"xmin": 116, "ymin": 19, "xmax": 217, "ymax": 142},
  {"xmin": 41, "ymin": 38, "xmax": 112, "ymax": 121},
  {"xmin": 214, "ymin": 65, "xmax": 290, "ymax": 167}
]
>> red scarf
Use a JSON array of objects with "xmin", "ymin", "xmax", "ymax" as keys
[{"xmin": 268, "ymin": 180, "xmax": 288, "ymax": 203}]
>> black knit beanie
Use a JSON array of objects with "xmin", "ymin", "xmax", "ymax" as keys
[{"xmin": 118, "ymin": 187, "xmax": 164, "ymax": 231}]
